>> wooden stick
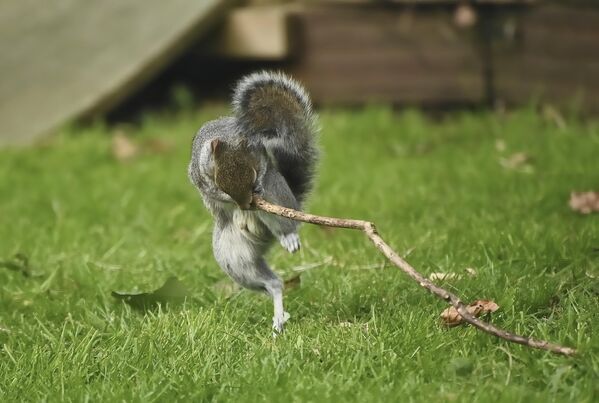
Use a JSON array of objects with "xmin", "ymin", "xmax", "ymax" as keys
[{"xmin": 253, "ymin": 195, "xmax": 577, "ymax": 357}]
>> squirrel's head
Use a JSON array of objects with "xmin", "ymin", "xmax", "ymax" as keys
[{"xmin": 211, "ymin": 139, "xmax": 257, "ymax": 210}]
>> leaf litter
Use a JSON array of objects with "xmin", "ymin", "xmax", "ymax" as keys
[
  {"xmin": 440, "ymin": 300, "xmax": 499, "ymax": 327},
  {"xmin": 112, "ymin": 276, "xmax": 191, "ymax": 310},
  {"xmin": 499, "ymin": 152, "xmax": 534, "ymax": 173},
  {"xmin": 111, "ymin": 131, "xmax": 173, "ymax": 162},
  {"xmin": 569, "ymin": 191, "xmax": 599, "ymax": 214},
  {"xmin": 111, "ymin": 131, "xmax": 139, "ymax": 162}
]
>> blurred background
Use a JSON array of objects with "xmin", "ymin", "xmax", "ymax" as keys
[{"xmin": 0, "ymin": 0, "xmax": 598, "ymax": 145}]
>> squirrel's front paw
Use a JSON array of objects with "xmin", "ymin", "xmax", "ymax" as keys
[{"xmin": 280, "ymin": 233, "xmax": 300, "ymax": 253}]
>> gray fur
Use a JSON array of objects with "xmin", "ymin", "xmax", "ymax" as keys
[
  {"xmin": 232, "ymin": 71, "xmax": 319, "ymax": 203},
  {"xmin": 188, "ymin": 72, "xmax": 318, "ymax": 334}
]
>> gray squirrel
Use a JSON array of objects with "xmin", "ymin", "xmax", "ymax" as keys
[{"xmin": 188, "ymin": 71, "xmax": 319, "ymax": 334}]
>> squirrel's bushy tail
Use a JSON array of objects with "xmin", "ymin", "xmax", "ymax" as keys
[{"xmin": 233, "ymin": 71, "xmax": 318, "ymax": 203}]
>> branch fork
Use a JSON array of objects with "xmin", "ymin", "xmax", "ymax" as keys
[{"xmin": 253, "ymin": 195, "xmax": 576, "ymax": 356}]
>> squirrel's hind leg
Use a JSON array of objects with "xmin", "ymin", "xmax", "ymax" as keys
[
  {"xmin": 213, "ymin": 227, "xmax": 290, "ymax": 334},
  {"xmin": 263, "ymin": 275, "xmax": 290, "ymax": 336}
]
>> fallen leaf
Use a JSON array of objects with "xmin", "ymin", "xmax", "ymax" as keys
[
  {"xmin": 454, "ymin": 2, "xmax": 477, "ymax": 28},
  {"xmin": 440, "ymin": 300, "xmax": 500, "ymax": 327},
  {"xmin": 569, "ymin": 191, "xmax": 599, "ymax": 214},
  {"xmin": 143, "ymin": 138, "xmax": 173, "ymax": 154},
  {"xmin": 284, "ymin": 274, "xmax": 302, "ymax": 290},
  {"xmin": 465, "ymin": 267, "xmax": 477, "ymax": 277},
  {"xmin": 495, "ymin": 139, "xmax": 507, "ymax": 152},
  {"xmin": 542, "ymin": 104, "xmax": 566, "ymax": 130},
  {"xmin": 499, "ymin": 152, "xmax": 533, "ymax": 172},
  {"xmin": 112, "ymin": 132, "xmax": 139, "ymax": 162},
  {"xmin": 112, "ymin": 276, "xmax": 190, "ymax": 310}
]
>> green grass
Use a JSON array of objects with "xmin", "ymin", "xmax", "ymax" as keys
[{"xmin": 1, "ymin": 106, "xmax": 598, "ymax": 402}]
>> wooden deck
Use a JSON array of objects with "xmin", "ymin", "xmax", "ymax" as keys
[
  {"xmin": 0, "ymin": 0, "xmax": 237, "ymax": 145},
  {"xmin": 290, "ymin": 6, "xmax": 485, "ymax": 106},
  {"xmin": 2, "ymin": 0, "xmax": 598, "ymax": 145}
]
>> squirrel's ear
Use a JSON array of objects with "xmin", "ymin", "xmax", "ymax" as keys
[{"xmin": 211, "ymin": 139, "xmax": 220, "ymax": 154}]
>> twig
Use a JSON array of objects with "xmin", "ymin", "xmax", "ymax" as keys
[{"xmin": 253, "ymin": 195, "xmax": 577, "ymax": 357}]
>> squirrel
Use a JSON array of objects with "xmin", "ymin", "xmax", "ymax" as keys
[{"xmin": 188, "ymin": 71, "xmax": 318, "ymax": 334}]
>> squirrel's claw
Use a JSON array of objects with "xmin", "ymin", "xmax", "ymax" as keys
[
  {"xmin": 272, "ymin": 311, "xmax": 291, "ymax": 336},
  {"xmin": 280, "ymin": 233, "xmax": 300, "ymax": 253}
]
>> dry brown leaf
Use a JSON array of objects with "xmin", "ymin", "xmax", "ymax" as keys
[
  {"xmin": 454, "ymin": 2, "xmax": 477, "ymax": 28},
  {"xmin": 499, "ymin": 152, "xmax": 533, "ymax": 171},
  {"xmin": 542, "ymin": 104, "xmax": 566, "ymax": 130},
  {"xmin": 440, "ymin": 299, "xmax": 500, "ymax": 327},
  {"xmin": 112, "ymin": 277, "xmax": 190, "ymax": 310},
  {"xmin": 284, "ymin": 274, "xmax": 301, "ymax": 290},
  {"xmin": 143, "ymin": 138, "xmax": 173, "ymax": 154},
  {"xmin": 495, "ymin": 139, "xmax": 507, "ymax": 152},
  {"xmin": 569, "ymin": 191, "xmax": 599, "ymax": 214},
  {"xmin": 112, "ymin": 132, "xmax": 139, "ymax": 161}
]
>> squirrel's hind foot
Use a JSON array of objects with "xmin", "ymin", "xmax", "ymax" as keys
[{"xmin": 272, "ymin": 311, "xmax": 291, "ymax": 337}]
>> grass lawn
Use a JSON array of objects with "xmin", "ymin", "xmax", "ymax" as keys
[{"xmin": 0, "ymin": 106, "xmax": 598, "ymax": 402}]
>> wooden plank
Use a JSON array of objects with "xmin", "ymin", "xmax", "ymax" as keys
[
  {"xmin": 0, "ymin": 0, "xmax": 238, "ymax": 146},
  {"xmin": 290, "ymin": 6, "xmax": 484, "ymax": 105},
  {"xmin": 202, "ymin": 6, "xmax": 292, "ymax": 59},
  {"xmin": 493, "ymin": 4, "xmax": 599, "ymax": 112},
  {"xmin": 306, "ymin": 0, "xmax": 535, "ymax": 4},
  {"xmin": 506, "ymin": 30, "xmax": 599, "ymax": 61}
]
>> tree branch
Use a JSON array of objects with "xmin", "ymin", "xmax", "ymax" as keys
[{"xmin": 253, "ymin": 195, "xmax": 577, "ymax": 357}]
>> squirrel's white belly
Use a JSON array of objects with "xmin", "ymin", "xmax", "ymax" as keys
[{"xmin": 233, "ymin": 209, "xmax": 267, "ymax": 241}]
